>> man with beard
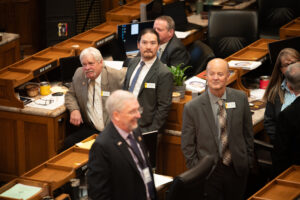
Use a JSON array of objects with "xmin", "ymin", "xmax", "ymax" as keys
[
  {"xmin": 63, "ymin": 47, "xmax": 126, "ymax": 150},
  {"xmin": 87, "ymin": 90, "xmax": 157, "ymax": 200},
  {"xmin": 123, "ymin": 28, "xmax": 173, "ymax": 166}
]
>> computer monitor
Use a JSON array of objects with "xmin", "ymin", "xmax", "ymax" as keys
[
  {"xmin": 268, "ymin": 36, "xmax": 300, "ymax": 65},
  {"xmin": 59, "ymin": 55, "xmax": 81, "ymax": 87},
  {"xmin": 117, "ymin": 20, "xmax": 154, "ymax": 55}
]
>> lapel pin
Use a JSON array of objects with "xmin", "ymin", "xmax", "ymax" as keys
[
  {"xmin": 138, "ymin": 136, "xmax": 142, "ymax": 142},
  {"xmin": 82, "ymin": 82, "xmax": 86, "ymax": 86},
  {"xmin": 117, "ymin": 141, "xmax": 122, "ymax": 146}
]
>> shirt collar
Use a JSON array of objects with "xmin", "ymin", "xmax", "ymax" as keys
[
  {"xmin": 114, "ymin": 123, "xmax": 131, "ymax": 141},
  {"xmin": 208, "ymin": 88, "xmax": 227, "ymax": 104},
  {"xmin": 89, "ymin": 73, "xmax": 101, "ymax": 85},
  {"xmin": 281, "ymin": 79, "xmax": 292, "ymax": 93},
  {"xmin": 141, "ymin": 56, "xmax": 157, "ymax": 68},
  {"xmin": 159, "ymin": 42, "xmax": 168, "ymax": 52}
]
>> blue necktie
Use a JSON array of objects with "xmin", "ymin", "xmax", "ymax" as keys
[
  {"xmin": 127, "ymin": 134, "xmax": 155, "ymax": 199},
  {"xmin": 129, "ymin": 61, "xmax": 145, "ymax": 92}
]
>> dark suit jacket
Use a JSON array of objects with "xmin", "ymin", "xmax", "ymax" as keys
[
  {"xmin": 160, "ymin": 35, "xmax": 191, "ymax": 68},
  {"xmin": 87, "ymin": 122, "xmax": 156, "ymax": 200},
  {"xmin": 264, "ymin": 95, "xmax": 282, "ymax": 144},
  {"xmin": 65, "ymin": 66, "xmax": 126, "ymax": 127},
  {"xmin": 181, "ymin": 88, "xmax": 254, "ymax": 176},
  {"xmin": 123, "ymin": 57, "xmax": 173, "ymax": 132},
  {"xmin": 273, "ymin": 97, "xmax": 300, "ymax": 175}
]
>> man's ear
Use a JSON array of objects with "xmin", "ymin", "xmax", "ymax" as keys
[
  {"xmin": 113, "ymin": 111, "xmax": 120, "ymax": 121},
  {"xmin": 287, "ymin": 81, "xmax": 295, "ymax": 93},
  {"xmin": 137, "ymin": 42, "xmax": 140, "ymax": 50}
]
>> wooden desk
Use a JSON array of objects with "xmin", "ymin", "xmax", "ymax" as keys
[
  {"xmin": 248, "ymin": 165, "xmax": 300, "ymax": 200},
  {"xmin": 0, "ymin": 33, "xmax": 20, "ymax": 70},
  {"xmin": 280, "ymin": 17, "xmax": 300, "ymax": 39}
]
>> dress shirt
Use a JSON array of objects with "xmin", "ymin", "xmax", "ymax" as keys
[
  {"xmin": 129, "ymin": 57, "xmax": 157, "ymax": 97},
  {"xmin": 158, "ymin": 42, "xmax": 168, "ymax": 58},
  {"xmin": 87, "ymin": 74, "xmax": 104, "ymax": 131},
  {"xmin": 281, "ymin": 79, "xmax": 296, "ymax": 111},
  {"xmin": 115, "ymin": 125, "xmax": 151, "ymax": 200},
  {"xmin": 208, "ymin": 88, "xmax": 227, "ymax": 156}
]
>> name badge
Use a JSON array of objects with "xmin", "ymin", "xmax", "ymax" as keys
[
  {"xmin": 225, "ymin": 102, "xmax": 236, "ymax": 109},
  {"xmin": 145, "ymin": 83, "xmax": 155, "ymax": 89},
  {"xmin": 142, "ymin": 167, "xmax": 152, "ymax": 184},
  {"xmin": 101, "ymin": 91, "xmax": 110, "ymax": 96}
]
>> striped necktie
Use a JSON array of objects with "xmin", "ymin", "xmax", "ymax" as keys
[{"xmin": 129, "ymin": 61, "xmax": 145, "ymax": 92}]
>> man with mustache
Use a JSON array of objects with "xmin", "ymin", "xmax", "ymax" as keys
[
  {"xmin": 123, "ymin": 28, "xmax": 173, "ymax": 166},
  {"xmin": 63, "ymin": 47, "xmax": 126, "ymax": 150}
]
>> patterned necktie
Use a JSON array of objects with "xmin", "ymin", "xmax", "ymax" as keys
[
  {"xmin": 129, "ymin": 61, "xmax": 145, "ymax": 92},
  {"xmin": 127, "ymin": 134, "xmax": 155, "ymax": 199},
  {"xmin": 88, "ymin": 80, "xmax": 95, "ymax": 107},
  {"xmin": 217, "ymin": 99, "xmax": 232, "ymax": 166}
]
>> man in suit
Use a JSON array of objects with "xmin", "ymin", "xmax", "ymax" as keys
[
  {"xmin": 87, "ymin": 90, "xmax": 157, "ymax": 200},
  {"xmin": 273, "ymin": 62, "xmax": 300, "ymax": 175},
  {"xmin": 64, "ymin": 47, "xmax": 126, "ymax": 150},
  {"xmin": 154, "ymin": 15, "xmax": 190, "ymax": 68},
  {"xmin": 181, "ymin": 58, "xmax": 254, "ymax": 200},
  {"xmin": 123, "ymin": 28, "xmax": 173, "ymax": 166}
]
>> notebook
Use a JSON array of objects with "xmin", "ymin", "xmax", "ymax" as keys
[{"xmin": 163, "ymin": 1, "xmax": 203, "ymax": 32}]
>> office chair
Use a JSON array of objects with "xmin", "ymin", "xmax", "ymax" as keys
[
  {"xmin": 207, "ymin": 10, "xmax": 258, "ymax": 58},
  {"xmin": 186, "ymin": 40, "xmax": 215, "ymax": 78},
  {"xmin": 167, "ymin": 155, "xmax": 215, "ymax": 200},
  {"xmin": 258, "ymin": 0, "xmax": 300, "ymax": 39}
]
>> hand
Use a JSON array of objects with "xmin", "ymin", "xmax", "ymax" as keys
[{"xmin": 70, "ymin": 110, "xmax": 83, "ymax": 126}]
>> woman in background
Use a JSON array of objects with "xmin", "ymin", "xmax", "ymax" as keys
[{"xmin": 263, "ymin": 48, "xmax": 300, "ymax": 144}]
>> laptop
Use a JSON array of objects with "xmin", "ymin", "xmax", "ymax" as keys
[
  {"xmin": 59, "ymin": 55, "xmax": 81, "ymax": 88},
  {"xmin": 163, "ymin": 1, "xmax": 203, "ymax": 32},
  {"xmin": 268, "ymin": 36, "xmax": 300, "ymax": 65}
]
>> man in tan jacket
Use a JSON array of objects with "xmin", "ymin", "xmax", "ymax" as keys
[{"xmin": 63, "ymin": 47, "xmax": 126, "ymax": 150}]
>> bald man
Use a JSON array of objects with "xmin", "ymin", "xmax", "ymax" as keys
[{"xmin": 181, "ymin": 58, "xmax": 254, "ymax": 200}]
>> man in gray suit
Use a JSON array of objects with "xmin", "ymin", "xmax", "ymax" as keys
[
  {"xmin": 181, "ymin": 58, "xmax": 254, "ymax": 200},
  {"xmin": 154, "ymin": 15, "xmax": 190, "ymax": 68},
  {"xmin": 124, "ymin": 28, "xmax": 173, "ymax": 166},
  {"xmin": 63, "ymin": 47, "xmax": 125, "ymax": 150}
]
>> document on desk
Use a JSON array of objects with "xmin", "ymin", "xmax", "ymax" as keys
[
  {"xmin": 175, "ymin": 31, "xmax": 193, "ymax": 39},
  {"xmin": 154, "ymin": 174, "xmax": 173, "ymax": 189},
  {"xmin": 228, "ymin": 60, "xmax": 262, "ymax": 70},
  {"xmin": 104, "ymin": 60, "xmax": 124, "ymax": 70},
  {"xmin": 26, "ymin": 95, "xmax": 65, "ymax": 110},
  {"xmin": 76, "ymin": 139, "xmax": 96, "ymax": 150},
  {"xmin": 0, "ymin": 183, "xmax": 42, "ymax": 200},
  {"xmin": 185, "ymin": 76, "xmax": 206, "ymax": 93},
  {"xmin": 250, "ymin": 89, "xmax": 266, "ymax": 100}
]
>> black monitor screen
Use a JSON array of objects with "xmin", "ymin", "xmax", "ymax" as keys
[
  {"xmin": 268, "ymin": 36, "xmax": 300, "ymax": 65},
  {"xmin": 117, "ymin": 20, "xmax": 154, "ymax": 55}
]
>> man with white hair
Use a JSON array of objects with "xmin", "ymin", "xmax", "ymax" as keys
[
  {"xmin": 87, "ymin": 90, "xmax": 156, "ymax": 200},
  {"xmin": 273, "ymin": 62, "xmax": 300, "ymax": 175},
  {"xmin": 63, "ymin": 47, "xmax": 126, "ymax": 150}
]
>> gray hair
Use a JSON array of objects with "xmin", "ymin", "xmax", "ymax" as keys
[
  {"xmin": 285, "ymin": 62, "xmax": 300, "ymax": 92},
  {"xmin": 79, "ymin": 47, "xmax": 103, "ymax": 64},
  {"xmin": 106, "ymin": 90, "xmax": 137, "ymax": 118},
  {"xmin": 155, "ymin": 15, "xmax": 175, "ymax": 30}
]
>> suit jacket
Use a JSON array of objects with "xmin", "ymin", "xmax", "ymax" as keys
[
  {"xmin": 264, "ymin": 94, "xmax": 282, "ymax": 144},
  {"xmin": 273, "ymin": 97, "xmax": 300, "ymax": 174},
  {"xmin": 160, "ymin": 35, "xmax": 191, "ymax": 68},
  {"xmin": 65, "ymin": 66, "xmax": 126, "ymax": 128},
  {"xmin": 123, "ymin": 57, "xmax": 173, "ymax": 132},
  {"xmin": 87, "ymin": 122, "xmax": 157, "ymax": 200},
  {"xmin": 181, "ymin": 88, "xmax": 254, "ymax": 176}
]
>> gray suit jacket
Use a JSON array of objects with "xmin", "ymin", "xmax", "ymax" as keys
[
  {"xmin": 65, "ymin": 66, "xmax": 126, "ymax": 128},
  {"xmin": 123, "ymin": 57, "xmax": 173, "ymax": 132},
  {"xmin": 161, "ymin": 35, "xmax": 191, "ymax": 68},
  {"xmin": 181, "ymin": 87, "xmax": 254, "ymax": 176}
]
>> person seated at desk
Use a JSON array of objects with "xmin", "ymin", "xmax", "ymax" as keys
[
  {"xmin": 63, "ymin": 47, "xmax": 126, "ymax": 151},
  {"xmin": 263, "ymin": 48, "xmax": 300, "ymax": 144},
  {"xmin": 87, "ymin": 90, "xmax": 157, "ymax": 200},
  {"xmin": 273, "ymin": 62, "xmax": 300, "ymax": 176},
  {"xmin": 123, "ymin": 28, "xmax": 173, "ymax": 166},
  {"xmin": 181, "ymin": 58, "xmax": 254, "ymax": 200},
  {"xmin": 154, "ymin": 15, "xmax": 191, "ymax": 68}
]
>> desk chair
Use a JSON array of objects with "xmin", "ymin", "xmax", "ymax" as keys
[
  {"xmin": 258, "ymin": 0, "xmax": 300, "ymax": 39},
  {"xmin": 207, "ymin": 10, "xmax": 258, "ymax": 58},
  {"xmin": 167, "ymin": 155, "xmax": 214, "ymax": 200},
  {"xmin": 186, "ymin": 40, "xmax": 215, "ymax": 78}
]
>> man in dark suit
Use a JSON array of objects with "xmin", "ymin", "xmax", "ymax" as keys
[
  {"xmin": 154, "ymin": 15, "xmax": 190, "ymax": 68},
  {"xmin": 273, "ymin": 62, "xmax": 300, "ymax": 175},
  {"xmin": 87, "ymin": 90, "xmax": 156, "ymax": 200},
  {"xmin": 123, "ymin": 28, "xmax": 173, "ymax": 166},
  {"xmin": 63, "ymin": 47, "xmax": 126, "ymax": 150},
  {"xmin": 181, "ymin": 58, "xmax": 254, "ymax": 200}
]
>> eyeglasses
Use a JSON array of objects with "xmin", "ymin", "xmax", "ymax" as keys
[
  {"xmin": 34, "ymin": 98, "xmax": 54, "ymax": 106},
  {"xmin": 128, "ymin": 107, "xmax": 143, "ymax": 115}
]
